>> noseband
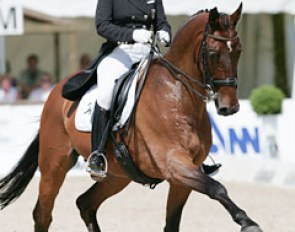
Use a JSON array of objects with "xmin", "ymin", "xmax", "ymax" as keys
[{"xmin": 157, "ymin": 23, "xmax": 238, "ymax": 102}]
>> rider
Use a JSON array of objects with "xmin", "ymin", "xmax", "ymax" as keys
[
  {"xmin": 87, "ymin": 0, "xmax": 171, "ymax": 181},
  {"xmin": 87, "ymin": 0, "xmax": 221, "ymax": 181}
]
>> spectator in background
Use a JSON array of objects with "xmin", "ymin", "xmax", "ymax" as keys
[
  {"xmin": 79, "ymin": 53, "xmax": 91, "ymax": 70},
  {"xmin": 28, "ymin": 73, "xmax": 54, "ymax": 102},
  {"xmin": 19, "ymin": 54, "xmax": 44, "ymax": 99},
  {"xmin": 0, "ymin": 75, "xmax": 18, "ymax": 103}
]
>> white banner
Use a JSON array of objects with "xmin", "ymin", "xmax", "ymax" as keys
[
  {"xmin": 0, "ymin": 100, "xmax": 295, "ymax": 181},
  {"xmin": 0, "ymin": 0, "xmax": 24, "ymax": 35}
]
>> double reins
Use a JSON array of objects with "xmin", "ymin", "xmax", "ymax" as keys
[{"xmin": 156, "ymin": 23, "xmax": 238, "ymax": 102}]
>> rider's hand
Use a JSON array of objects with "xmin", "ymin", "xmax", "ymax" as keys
[
  {"xmin": 132, "ymin": 29, "xmax": 152, "ymax": 44},
  {"xmin": 157, "ymin": 30, "xmax": 170, "ymax": 47}
]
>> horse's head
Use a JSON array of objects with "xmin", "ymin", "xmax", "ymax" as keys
[{"xmin": 203, "ymin": 3, "xmax": 243, "ymax": 115}]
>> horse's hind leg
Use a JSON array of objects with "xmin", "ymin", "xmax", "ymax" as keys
[
  {"xmin": 168, "ymin": 154, "xmax": 262, "ymax": 232},
  {"xmin": 164, "ymin": 184, "xmax": 191, "ymax": 232},
  {"xmin": 33, "ymin": 130, "xmax": 74, "ymax": 232},
  {"xmin": 76, "ymin": 175, "xmax": 130, "ymax": 232}
]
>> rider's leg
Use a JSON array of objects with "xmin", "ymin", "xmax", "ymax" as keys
[
  {"xmin": 87, "ymin": 47, "xmax": 134, "ymax": 181},
  {"xmin": 87, "ymin": 43, "xmax": 151, "ymax": 181}
]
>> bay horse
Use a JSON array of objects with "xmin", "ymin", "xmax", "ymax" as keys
[{"xmin": 0, "ymin": 4, "xmax": 263, "ymax": 232}]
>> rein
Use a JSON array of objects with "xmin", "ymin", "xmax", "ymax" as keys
[
  {"xmin": 157, "ymin": 23, "xmax": 238, "ymax": 102},
  {"xmin": 156, "ymin": 50, "xmax": 210, "ymax": 101}
]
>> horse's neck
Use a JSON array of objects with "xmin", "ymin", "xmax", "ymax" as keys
[
  {"xmin": 159, "ymin": 17, "xmax": 207, "ymax": 116},
  {"xmin": 165, "ymin": 14, "xmax": 206, "ymax": 66},
  {"xmin": 165, "ymin": 15, "xmax": 206, "ymax": 85}
]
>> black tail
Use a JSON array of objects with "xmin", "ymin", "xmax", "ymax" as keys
[{"xmin": 0, "ymin": 133, "xmax": 39, "ymax": 209}]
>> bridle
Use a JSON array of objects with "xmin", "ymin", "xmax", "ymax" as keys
[
  {"xmin": 202, "ymin": 24, "xmax": 238, "ymax": 90},
  {"xmin": 156, "ymin": 23, "xmax": 239, "ymax": 102}
]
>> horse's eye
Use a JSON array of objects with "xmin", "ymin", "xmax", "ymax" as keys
[{"xmin": 209, "ymin": 51, "xmax": 218, "ymax": 62}]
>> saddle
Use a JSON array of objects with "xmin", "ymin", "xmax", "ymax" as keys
[
  {"xmin": 110, "ymin": 62, "xmax": 139, "ymax": 130},
  {"xmin": 64, "ymin": 51, "xmax": 163, "ymax": 188}
]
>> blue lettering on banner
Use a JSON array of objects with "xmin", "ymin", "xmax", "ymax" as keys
[
  {"xmin": 229, "ymin": 128, "xmax": 260, "ymax": 154},
  {"xmin": 209, "ymin": 114, "xmax": 261, "ymax": 155}
]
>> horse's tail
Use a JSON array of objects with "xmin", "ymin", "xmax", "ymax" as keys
[{"xmin": 0, "ymin": 133, "xmax": 39, "ymax": 210}]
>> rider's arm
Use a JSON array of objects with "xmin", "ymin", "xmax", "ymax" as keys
[
  {"xmin": 155, "ymin": 0, "xmax": 171, "ymax": 38},
  {"xmin": 95, "ymin": 0, "xmax": 134, "ymax": 43}
]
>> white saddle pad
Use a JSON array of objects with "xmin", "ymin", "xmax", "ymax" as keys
[{"xmin": 75, "ymin": 69, "xmax": 140, "ymax": 132}]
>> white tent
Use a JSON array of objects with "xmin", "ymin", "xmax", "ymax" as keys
[
  {"xmin": 7, "ymin": 0, "xmax": 295, "ymax": 97},
  {"xmin": 20, "ymin": 0, "xmax": 295, "ymax": 18}
]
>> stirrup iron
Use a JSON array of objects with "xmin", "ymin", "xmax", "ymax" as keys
[{"xmin": 86, "ymin": 150, "xmax": 108, "ymax": 182}]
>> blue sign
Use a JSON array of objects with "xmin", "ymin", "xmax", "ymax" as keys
[{"xmin": 209, "ymin": 114, "xmax": 261, "ymax": 155}]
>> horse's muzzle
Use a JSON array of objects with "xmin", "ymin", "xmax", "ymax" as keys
[
  {"xmin": 215, "ymin": 98, "xmax": 240, "ymax": 116},
  {"xmin": 217, "ymin": 104, "xmax": 240, "ymax": 115}
]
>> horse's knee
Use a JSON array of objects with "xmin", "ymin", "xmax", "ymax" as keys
[
  {"xmin": 76, "ymin": 195, "xmax": 89, "ymax": 214},
  {"xmin": 76, "ymin": 195, "xmax": 87, "ymax": 213},
  {"xmin": 76, "ymin": 194, "xmax": 96, "ymax": 222},
  {"xmin": 76, "ymin": 194, "xmax": 101, "ymax": 232},
  {"xmin": 206, "ymin": 179, "xmax": 228, "ymax": 199}
]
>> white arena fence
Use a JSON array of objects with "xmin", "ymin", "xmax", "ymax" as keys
[{"xmin": 0, "ymin": 100, "xmax": 294, "ymax": 187}]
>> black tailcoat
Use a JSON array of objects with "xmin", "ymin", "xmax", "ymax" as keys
[
  {"xmin": 96, "ymin": 0, "xmax": 171, "ymax": 43},
  {"xmin": 62, "ymin": 0, "xmax": 171, "ymax": 100}
]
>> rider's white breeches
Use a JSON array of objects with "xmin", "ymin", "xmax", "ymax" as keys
[{"xmin": 96, "ymin": 43, "xmax": 150, "ymax": 110}]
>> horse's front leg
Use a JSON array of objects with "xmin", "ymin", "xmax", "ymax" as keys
[
  {"xmin": 164, "ymin": 184, "xmax": 192, "ymax": 232},
  {"xmin": 166, "ymin": 152, "xmax": 263, "ymax": 232}
]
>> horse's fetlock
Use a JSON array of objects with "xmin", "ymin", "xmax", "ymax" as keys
[{"xmin": 233, "ymin": 210, "xmax": 248, "ymax": 223}]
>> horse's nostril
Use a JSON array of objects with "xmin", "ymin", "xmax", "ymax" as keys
[
  {"xmin": 218, "ymin": 107, "xmax": 229, "ymax": 115},
  {"xmin": 218, "ymin": 104, "xmax": 239, "ymax": 116}
]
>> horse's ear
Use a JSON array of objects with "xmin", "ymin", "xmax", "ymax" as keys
[
  {"xmin": 230, "ymin": 3, "xmax": 243, "ymax": 26},
  {"xmin": 209, "ymin": 7, "xmax": 220, "ymax": 30}
]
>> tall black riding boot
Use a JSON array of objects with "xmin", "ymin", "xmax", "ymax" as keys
[{"xmin": 87, "ymin": 103, "xmax": 109, "ymax": 182}]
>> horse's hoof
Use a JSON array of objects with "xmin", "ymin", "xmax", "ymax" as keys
[{"xmin": 241, "ymin": 225, "xmax": 263, "ymax": 232}]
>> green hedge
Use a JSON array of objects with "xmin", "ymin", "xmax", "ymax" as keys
[{"xmin": 250, "ymin": 85, "xmax": 285, "ymax": 115}]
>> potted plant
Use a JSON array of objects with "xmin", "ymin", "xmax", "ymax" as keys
[{"xmin": 250, "ymin": 85, "xmax": 285, "ymax": 157}]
